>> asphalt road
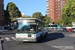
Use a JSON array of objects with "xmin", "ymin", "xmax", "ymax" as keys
[{"xmin": 0, "ymin": 30, "xmax": 75, "ymax": 50}]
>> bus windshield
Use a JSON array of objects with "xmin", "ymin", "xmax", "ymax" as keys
[{"xmin": 18, "ymin": 23, "xmax": 36, "ymax": 33}]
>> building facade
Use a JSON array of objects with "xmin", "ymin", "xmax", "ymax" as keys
[
  {"xmin": 47, "ymin": 0, "xmax": 67, "ymax": 22},
  {"xmin": 0, "ymin": 0, "xmax": 4, "ymax": 26}
]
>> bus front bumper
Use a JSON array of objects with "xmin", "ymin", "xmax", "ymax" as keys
[{"xmin": 16, "ymin": 38, "xmax": 37, "ymax": 42}]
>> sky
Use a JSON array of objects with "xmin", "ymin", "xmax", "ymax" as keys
[{"xmin": 4, "ymin": 0, "xmax": 47, "ymax": 17}]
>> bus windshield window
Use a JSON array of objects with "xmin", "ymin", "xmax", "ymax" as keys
[{"xmin": 18, "ymin": 23, "xmax": 36, "ymax": 32}]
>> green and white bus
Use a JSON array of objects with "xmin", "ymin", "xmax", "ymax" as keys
[
  {"xmin": 47, "ymin": 24, "xmax": 61, "ymax": 29},
  {"xmin": 16, "ymin": 18, "xmax": 48, "ymax": 42}
]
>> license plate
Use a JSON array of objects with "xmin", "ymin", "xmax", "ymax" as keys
[{"xmin": 23, "ymin": 40, "xmax": 28, "ymax": 41}]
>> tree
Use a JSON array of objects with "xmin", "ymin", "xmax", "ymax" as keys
[
  {"xmin": 44, "ymin": 14, "xmax": 50, "ymax": 24},
  {"xmin": 54, "ymin": 19, "xmax": 58, "ymax": 24},
  {"xmin": 59, "ymin": 20, "xmax": 63, "ymax": 26},
  {"xmin": 32, "ymin": 12, "xmax": 42, "ymax": 19},
  {"xmin": 21, "ymin": 15, "xmax": 25, "ymax": 18},
  {"xmin": 21, "ymin": 15, "xmax": 31, "ymax": 18},
  {"xmin": 62, "ymin": 0, "xmax": 75, "ymax": 26},
  {"xmin": 4, "ymin": 10, "xmax": 11, "ymax": 25},
  {"xmin": 25, "ymin": 15, "xmax": 31, "ymax": 18},
  {"xmin": 6, "ymin": 2, "xmax": 21, "ymax": 21}
]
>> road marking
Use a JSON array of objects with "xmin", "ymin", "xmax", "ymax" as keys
[
  {"xmin": 5, "ymin": 37, "xmax": 11, "ymax": 41},
  {"xmin": 11, "ymin": 37, "xmax": 16, "ymax": 40}
]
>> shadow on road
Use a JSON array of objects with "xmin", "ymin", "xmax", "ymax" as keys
[
  {"xmin": 38, "ymin": 32, "xmax": 65, "ymax": 43},
  {"xmin": 21, "ymin": 32, "xmax": 65, "ymax": 44}
]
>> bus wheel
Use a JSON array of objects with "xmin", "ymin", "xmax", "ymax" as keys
[{"xmin": 45, "ymin": 32, "xmax": 48, "ymax": 37}]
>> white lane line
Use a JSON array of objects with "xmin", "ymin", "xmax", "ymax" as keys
[
  {"xmin": 11, "ymin": 37, "xmax": 16, "ymax": 40},
  {"xmin": 5, "ymin": 37, "xmax": 11, "ymax": 41}
]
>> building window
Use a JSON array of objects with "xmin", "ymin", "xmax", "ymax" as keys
[
  {"xmin": 50, "ymin": 9, "xmax": 52, "ymax": 11},
  {"xmin": 56, "ymin": 17, "xmax": 57, "ymax": 19},
  {"xmin": 50, "ymin": 12, "xmax": 52, "ymax": 14},
  {"xmin": 58, "ymin": 6, "xmax": 59, "ymax": 7},
  {"xmin": 58, "ymin": 9, "xmax": 60, "ymax": 10},
  {"xmin": 58, "ymin": 11, "xmax": 60, "ymax": 13},
  {"xmin": 63, "ymin": 4, "xmax": 65, "ymax": 5},
  {"xmin": 56, "ymin": 11, "xmax": 57, "ymax": 13},
  {"xmin": 58, "ymin": 14, "xmax": 60, "ymax": 16},
  {"xmin": 2, "ymin": 1, "xmax": 4, "ymax": 4},
  {"xmin": 47, "ymin": 2, "xmax": 49, "ymax": 5},
  {"xmin": 58, "ymin": 17, "xmax": 60, "ymax": 18},
  {"xmin": 63, "ymin": 1, "xmax": 65, "ymax": 2},
  {"xmin": 58, "ymin": 0, "xmax": 60, "ymax": 1},
  {"xmin": 56, "ymin": 8, "xmax": 57, "ymax": 10},
  {"xmin": 58, "ymin": 3, "xmax": 60, "ymax": 4},
  {"xmin": 50, "ymin": 6, "xmax": 52, "ymax": 7}
]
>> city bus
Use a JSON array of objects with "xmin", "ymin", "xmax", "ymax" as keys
[
  {"xmin": 16, "ymin": 18, "xmax": 48, "ymax": 42},
  {"xmin": 47, "ymin": 24, "xmax": 61, "ymax": 29}
]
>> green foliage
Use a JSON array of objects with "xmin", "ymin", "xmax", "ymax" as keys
[
  {"xmin": 32, "ymin": 12, "xmax": 42, "ymax": 19},
  {"xmin": 62, "ymin": 0, "xmax": 75, "ymax": 26},
  {"xmin": 25, "ymin": 15, "xmax": 31, "ymax": 18},
  {"xmin": 54, "ymin": 19, "xmax": 58, "ymax": 24},
  {"xmin": 21, "ymin": 15, "xmax": 25, "ymax": 18},
  {"xmin": 4, "ymin": 10, "xmax": 11, "ymax": 25},
  {"xmin": 44, "ymin": 14, "xmax": 50, "ymax": 24},
  {"xmin": 21, "ymin": 15, "xmax": 31, "ymax": 18},
  {"xmin": 59, "ymin": 20, "xmax": 63, "ymax": 26},
  {"xmin": 6, "ymin": 2, "xmax": 21, "ymax": 21},
  {"xmin": 73, "ymin": 19, "xmax": 75, "ymax": 22}
]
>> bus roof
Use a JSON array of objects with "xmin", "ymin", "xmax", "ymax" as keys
[
  {"xmin": 16, "ymin": 18, "xmax": 37, "ymax": 20},
  {"xmin": 16, "ymin": 18, "xmax": 47, "ymax": 23}
]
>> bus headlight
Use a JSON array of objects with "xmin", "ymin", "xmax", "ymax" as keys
[
  {"xmin": 32, "ymin": 35, "xmax": 36, "ymax": 39},
  {"xmin": 16, "ymin": 34, "xmax": 19, "ymax": 38}
]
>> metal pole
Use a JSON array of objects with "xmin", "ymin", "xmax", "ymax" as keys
[
  {"xmin": 61, "ymin": 0, "xmax": 62, "ymax": 20},
  {"xmin": 50, "ymin": 17, "xmax": 51, "ymax": 30}
]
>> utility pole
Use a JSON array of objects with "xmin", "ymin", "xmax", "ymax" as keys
[
  {"xmin": 50, "ymin": 17, "xmax": 52, "ymax": 30},
  {"xmin": 61, "ymin": 0, "xmax": 62, "ymax": 20}
]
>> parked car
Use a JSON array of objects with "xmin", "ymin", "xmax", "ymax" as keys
[
  {"xmin": 0, "ymin": 29, "xmax": 2, "ymax": 34},
  {"xmin": 62, "ymin": 28, "xmax": 67, "ymax": 32},
  {"xmin": 67, "ymin": 28, "xmax": 73, "ymax": 32},
  {"xmin": 57, "ymin": 28, "xmax": 64, "ymax": 32},
  {"xmin": 72, "ymin": 28, "xmax": 75, "ymax": 32}
]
